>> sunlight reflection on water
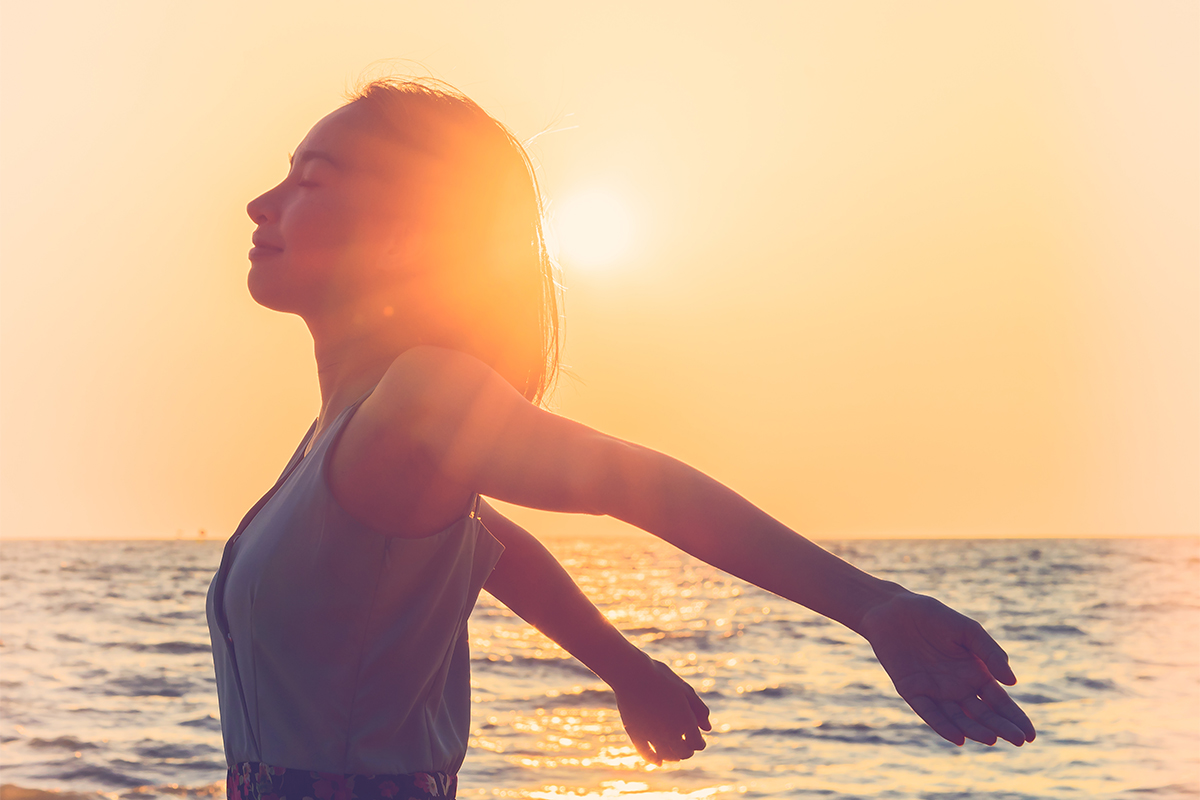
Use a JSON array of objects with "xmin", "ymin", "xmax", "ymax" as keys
[
  {"xmin": 529, "ymin": 780, "xmax": 728, "ymax": 799},
  {"xmin": 1, "ymin": 537, "xmax": 1197, "ymax": 800}
]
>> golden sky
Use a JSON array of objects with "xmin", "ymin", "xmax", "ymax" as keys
[{"xmin": 0, "ymin": 1, "xmax": 1196, "ymax": 540}]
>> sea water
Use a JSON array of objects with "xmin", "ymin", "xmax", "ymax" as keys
[{"xmin": 0, "ymin": 536, "xmax": 1197, "ymax": 800}]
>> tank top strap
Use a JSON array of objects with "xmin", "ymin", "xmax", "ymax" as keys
[
  {"xmin": 306, "ymin": 387, "xmax": 376, "ymax": 462},
  {"xmin": 309, "ymin": 387, "xmax": 483, "ymax": 534}
]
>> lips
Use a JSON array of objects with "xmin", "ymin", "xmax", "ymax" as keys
[{"xmin": 249, "ymin": 233, "xmax": 283, "ymax": 260}]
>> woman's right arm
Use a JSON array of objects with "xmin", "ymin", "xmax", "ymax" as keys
[{"xmin": 476, "ymin": 500, "xmax": 710, "ymax": 765}]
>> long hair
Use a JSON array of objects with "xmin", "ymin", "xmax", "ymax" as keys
[{"xmin": 346, "ymin": 78, "xmax": 561, "ymax": 406}]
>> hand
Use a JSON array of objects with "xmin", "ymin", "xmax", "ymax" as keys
[
  {"xmin": 859, "ymin": 590, "xmax": 1036, "ymax": 747},
  {"xmin": 611, "ymin": 656, "xmax": 712, "ymax": 766}
]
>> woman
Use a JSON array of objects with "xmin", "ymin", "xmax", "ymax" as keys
[{"xmin": 208, "ymin": 78, "xmax": 1034, "ymax": 800}]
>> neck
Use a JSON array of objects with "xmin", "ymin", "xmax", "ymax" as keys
[{"xmin": 306, "ymin": 301, "xmax": 426, "ymax": 435}]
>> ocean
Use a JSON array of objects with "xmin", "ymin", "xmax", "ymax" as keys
[{"xmin": 0, "ymin": 536, "xmax": 1197, "ymax": 800}]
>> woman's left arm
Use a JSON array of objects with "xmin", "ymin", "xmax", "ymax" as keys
[
  {"xmin": 379, "ymin": 347, "xmax": 1035, "ymax": 747},
  {"xmin": 476, "ymin": 500, "xmax": 711, "ymax": 765}
]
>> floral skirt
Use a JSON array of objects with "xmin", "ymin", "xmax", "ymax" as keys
[{"xmin": 228, "ymin": 761, "xmax": 457, "ymax": 800}]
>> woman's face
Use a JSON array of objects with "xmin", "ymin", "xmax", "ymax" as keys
[{"xmin": 245, "ymin": 103, "xmax": 433, "ymax": 317}]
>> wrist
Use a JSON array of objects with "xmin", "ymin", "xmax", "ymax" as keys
[
  {"xmin": 841, "ymin": 575, "xmax": 910, "ymax": 638},
  {"xmin": 586, "ymin": 637, "xmax": 655, "ymax": 692}
]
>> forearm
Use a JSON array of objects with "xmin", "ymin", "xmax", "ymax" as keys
[
  {"xmin": 478, "ymin": 502, "xmax": 652, "ymax": 689},
  {"xmin": 604, "ymin": 444, "xmax": 904, "ymax": 635}
]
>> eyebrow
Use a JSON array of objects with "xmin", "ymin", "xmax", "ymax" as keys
[{"xmin": 288, "ymin": 150, "xmax": 341, "ymax": 169}]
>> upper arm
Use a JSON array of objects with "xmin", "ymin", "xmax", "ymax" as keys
[
  {"xmin": 403, "ymin": 348, "xmax": 638, "ymax": 515},
  {"xmin": 477, "ymin": 501, "xmax": 542, "ymax": 601},
  {"xmin": 329, "ymin": 346, "xmax": 635, "ymax": 537}
]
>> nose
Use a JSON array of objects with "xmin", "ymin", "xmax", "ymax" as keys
[{"xmin": 246, "ymin": 185, "xmax": 278, "ymax": 224}]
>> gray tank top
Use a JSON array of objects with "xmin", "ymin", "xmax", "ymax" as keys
[{"xmin": 205, "ymin": 395, "xmax": 504, "ymax": 775}]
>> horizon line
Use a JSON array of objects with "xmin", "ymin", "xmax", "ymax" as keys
[{"xmin": 2, "ymin": 532, "xmax": 1197, "ymax": 543}]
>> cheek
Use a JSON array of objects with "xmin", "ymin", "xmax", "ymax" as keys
[
  {"xmin": 283, "ymin": 197, "xmax": 358, "ymax": 258},
  {"xmin": 291, "ymin": 196, "xmax": 404, "ymax": 277}
]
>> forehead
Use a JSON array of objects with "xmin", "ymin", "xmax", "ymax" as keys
[{"xmin": 294, "ymin": 103, "xmax": 413, "ymax": 173}]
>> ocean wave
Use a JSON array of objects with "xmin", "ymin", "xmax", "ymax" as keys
[
  {"xmin": 1002, "ymin": 624, "xmax": 1088, "ymax": 640},
  {"xmin": 179, "ymin": 715, "xmax": 221, "ymax": 731},
  {"xmin": 814, "ymin": 636, "xmax": 851, "ymax": 646},
  {"xmin": 538, "ymin": 688, "xmax": 616, "ymax": 706},
  {"xmin": 1011, "ymin": 692, "xmax": 1061, "ymax": 705},
  {"xmin": 1065, "ymin": 675, "xmax": 1122, "ymax": 693},
  {"xmin": 100, "ymin": 641, "xmax": 211, "ymax": 655},
  {"xmin": 473, "ymin": 655, "xmax": 597, "ymax": 679},
  {"xmin": 621, "ymin": 627, "xmax": 666, "ymax": 636},
  {"xmin": 132, "ymin": 742, "xmax": 220, "ymax": 760},
  {"xmin": 0, "ymin": 777, "xmax": 230, "ymax": 796},
  {"xmin": 1123, "ymin": 782, "xmax": 1200, "ymax": 797},
  {"xmin": 736, "ymin": 686, "xmax": 791, "ymax": 698},
  {"xmin": 26, "ymin": 738, "xmax": 99, "ymax": 752},
  {"xmin": 1086, "ymin": 600, "xmax": 1200, "ymax": 614},
  {"xmin": 1045, "ymin": 562, "xmax": 1105, "ymax": 573},
  {"xmin": 104, "ymin": 676, "xmax": 196, "ymax": 698},
  {"xmin": 917, "ymin": 793, "xmax": 1049, "ymax": 800},
  {"xmin": 0, "ymin": 785, "xmax": 112, "ymax": 800},
  {"xmin": 54, "ymin": 603, "xmax": 97, "ymax": 614},
  {"xmin": 33, "ymin": 763, "xmax": 145, "ymax": 789},
  {"xmin": 747, "ymin": 721, "xmax": 930, "ymax": 747}
]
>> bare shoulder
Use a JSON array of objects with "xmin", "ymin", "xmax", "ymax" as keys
[
  {"xmin": 373, "ymin": 345, "xmax": 516, "ymax": 412},
  {"xmin": 329, "ymin": 346, "xmax": 523, "ymax": 538}
]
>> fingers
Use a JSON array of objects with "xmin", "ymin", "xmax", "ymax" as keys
[
  {"xmin": 629, "ymin": 734, "xmax": 661, "ymax": 767},
  {"xmin": 937, "ymin": 699, "xmax": 997, "ymax": 746},
  {"xmin": 962, "ymin": 695, "xmax": 1026, "ymax": 746},
  {"xmin": 980, "ymin": 680, "xmax": 1036, "ymax": 743},
  {"xmin": 689, "ymin": 691, "xmax": 713, "ymax": 732},
  {"xmin": 966, "ymin": 622, "xmax": 1017, "ymax": 685},
  {"xmin": 654, "ymin": 728, "xmax": 704, "ymax": 761},
  {"xmin": 682, "ymin": 723, "xmax": 707, "ymax": 753},
  {"xmin": 908, "ymin": 684, "xmax": 1035, "ymax": 748},
  {"xmin": 905, "ymin": 695, "xmax": 965, "ymax": 746},
  {"xmin": 628, "ymin": 721, "xmax": 706, "ymax": 764}
]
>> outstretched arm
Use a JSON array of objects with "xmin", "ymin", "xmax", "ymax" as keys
[
  {"xmin": 342, "ymin": 346, "xmax": 1035, "ymax": 747},
  {"xmin": 583, "ymin": 455, "xmax": 1036, "ymax": 747},
  {"xmin": 477, "ymin": 501, "xmax": 711, "ymax": 765},
  {"xmin": 563, "ymin": 448, "xmax": 1035, "ymax": 747}
]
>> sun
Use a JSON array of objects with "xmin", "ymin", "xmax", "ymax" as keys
[{"xmin": 551, "ymin": 189, "xmax": 634, "ymax": 269}]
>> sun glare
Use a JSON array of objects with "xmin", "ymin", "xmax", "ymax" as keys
[{"xmin": 551, "ymin": 189, "xmax": 634, "ymax": 269}]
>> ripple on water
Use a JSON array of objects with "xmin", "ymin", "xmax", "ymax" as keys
[
  {"xmin": 131, "ymin": 741, "xmax": 220, "ymax": 760},
  {"xmin": 105, "ymin": 674, "xmax": 196, "ymax": 698},
  {"xmin": 1064, "ymin": 675, "xmax": 1122, "ymax": 693},
  {"xmin": 101, "ymin": 640, "xmax": 211, "ymax": 655},
  {"xmin": 179, "ymin": 715, "xmax": 222, "ymax": 731},
  {"xmin": 26, "ymin": 737, "xmax": 99, "ymax": 751}
]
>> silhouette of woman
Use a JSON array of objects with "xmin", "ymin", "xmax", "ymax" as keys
[{"xmin": 208, "ymin": 78, "xmax": 1034, "ymax": 800}]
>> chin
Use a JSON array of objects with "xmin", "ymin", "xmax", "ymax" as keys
[{"xmin": 247, "ymin": 265, "xmax": 305, "ymax": 314}]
